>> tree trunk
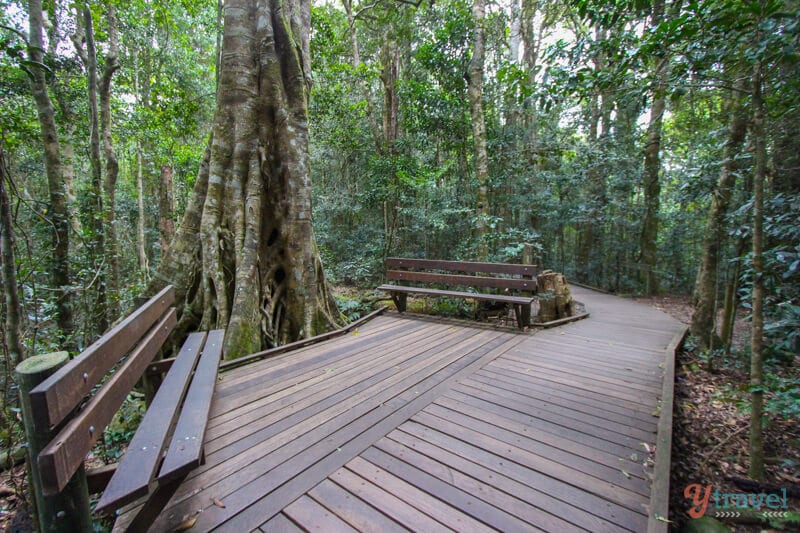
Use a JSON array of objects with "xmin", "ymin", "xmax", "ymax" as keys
[
  {"xmin": 136, "ymin": 148, "xmax": 149, "ymax": 280},
  {"xmin": 82, "ymin": 5, "xmax": 108, "ymax": 335},
  {"xmin": 27, "ymin": 0, "xmax": 72, "ymax": 347},
  {"xmin": 749, "ymin": 60, "xmax": 766, "ymax": 482},
  {"xmin": 53, "ymin": 91, "xmax": 82, "ymax": 236},
  {"xmin": 0, "ymin": 148, "xmax": 23, "ymax": 365},
  {"xmin": 380, "ymin": 36, "xmax": 400, "ymax": 153},
  {"xmin": 468, "ymin": 0, "xmax": 490, "ymax": 261},
  {"xmin": 380, "ymin": 35, "xmax": 400, "ymax": 258},
  {"xmin": 100, "ymin": 3, "xmax": 120, "ymax": 319},
  {"xmin": 720, "ymin": 236, "xmax": 747, "ymax": 350},
  {"xmin": 342, "ymin": 0, "xmax": 382, "ymax": 153},
  {"xmin": 690, "ymin": 78, "xmax": 748, "ymax": 349},
  {"xmin": 640, "ymin": 0, "xmax": 668, "ymax": 296},
  {"xmin": 152, "ymin": 0, "xmax": 339, "ymax": 359},
  {"xmin": 158, "ymin": 164, "xmax": 175, "ymax": 255}
]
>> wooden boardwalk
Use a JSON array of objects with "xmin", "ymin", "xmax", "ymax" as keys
[{"xmin": 115, "ymin": 286, "xmax": 685, "ymax": 532}]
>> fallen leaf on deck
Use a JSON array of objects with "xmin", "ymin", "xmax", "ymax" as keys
[
  {"xmin": 621, "ymin": 470, "xmax": 631, "ymax": 479},
  {"xmin": 212, "ymin": 498, "xmax": 225, "ymax": 509},
  {"xmin": 175, "ymin": 516, "xmax": 197, "ymax": 531}
]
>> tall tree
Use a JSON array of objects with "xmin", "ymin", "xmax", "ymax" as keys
[
  {"xmin": 100, "ymin": 3, "xmax": 121, "ymax": 319},
  {"xmin": 0, "ymin": 147, "xmax": 23, "ymax": 365},
  {"xmin": 80, "ymin": 4, "xmax": 109, "ymax": 334},
  {"xmin": 342, "ymin": 0, "xmax": 382, "ymax": 152},
  {"xmin": 468, "ymin": 0, "xmax": 490, "ymax": 260},
  {"xmin": 27, "ymin": 0, "xmax": 73, "ymax": 346},
  {"xmin": 689, "ymin": 77, "xmax": 748, "ymax": 349},
  {"xmin": 639, "ymin": 0, "xmax": 672, "ymax": 295},
  {"xmin": 749, "ymin": 57, "xmax": 766, "ymax": 482},
  {"xmin": 153, "ymin": 0, "xmax": 339, "ymax": 358}
]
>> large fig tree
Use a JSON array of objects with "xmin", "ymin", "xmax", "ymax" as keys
[{"xmin": 153, "ymin": 0, "xmax": 339, "ymax": 359}]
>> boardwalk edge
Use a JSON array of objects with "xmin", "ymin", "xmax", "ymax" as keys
[{"xmin": 646, "ymin": 325, "xmax": 689, "ymax": 533}]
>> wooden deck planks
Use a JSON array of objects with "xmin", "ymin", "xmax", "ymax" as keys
[
  {"xmin": 114, "ymin": 286, "xmax": 685, "ymax": 533},
  {"xmin": 307, "ymin": 479, "xmax": 410, "ymax": 533}
]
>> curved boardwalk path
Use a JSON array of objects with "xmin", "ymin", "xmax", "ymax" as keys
[{"xmin": 116, "ymin": 286, "xmax": 685, "ymax": 532}]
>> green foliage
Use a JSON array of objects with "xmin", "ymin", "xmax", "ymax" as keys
[
  {"xmin": 98, "ymin": 393, "xmax": 144, "ymax": 462},
  {"xmin": 334, "ymin": 293, "xmax": 374, "ymax": 322}
]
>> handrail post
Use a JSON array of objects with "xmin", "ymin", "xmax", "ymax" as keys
[{"xmin": 16, "ymin": 352, "xmax": 92, "ymax": 532}]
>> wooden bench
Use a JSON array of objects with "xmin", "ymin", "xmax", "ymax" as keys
[
  {"xmin": 21, "ymin": 286, "xmax": 222, "ymax": 532},
  {"xmin": 377, "ymin": 258, "xmax": 537, "ymax": 329}
]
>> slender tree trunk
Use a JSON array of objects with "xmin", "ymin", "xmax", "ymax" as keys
[
  {"xmin": 136, "ymin": 149, "xmax": 149, "ymax": 279},
  {"xmin": 720, "ymin": 236, "xmax": 747, "ymax": 350},
  {"xmin": 640, "ymin": 0, "xmax": 668, "ymax": 295},
  {"xmin": 152, "ymin": 0, "xmax": 339, "ymax": 359},
  {"xmin": 158, "ymin": 164, "xmax": 175, "ymax": 254},
  {"xmin": 749, "ymin": 60, "xmax": 766, "ymax": 481},
  {"xmin": 82, "ymin": 5, "xmax": 108, "ymax": 335},
  {"xmin": 53, "ymin": 93, "xmax": 82, "ymax": 236},
  {"xmin": 0, "ymin": 148, "xmax": 23, "ymax": 365},
  {"xmin": 100, "ymin": 3, "xmax": 120, "ymax": 319},
  {"xmin": 380, "ymin": 36, "xmax": 399, "ymax": 153},
  {"xmin": 690, "ymin": 79, "xmax": 748, "ymax": 349},
  {"xmin": 342, "ymin": 0, "xmax": 382, "ymax": 153},
  {"xmin": 468, "ymin": 0, "xmax": 490, "ymax": 261},
  {"xmin": 520, "ymin": 0, "xmax": 543, "ymax": 150},
  {"xmin": 380, "ymin": 34, "xmax": 400, "ymax": 257},
  {"xmin": 27, "ymin": 0, "xmax": 72, "ymax": 347}
]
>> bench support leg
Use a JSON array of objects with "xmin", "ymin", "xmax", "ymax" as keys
[
  {"xmin": 513, "ymin": 305, "xmax": 526, "ymax": 330},
  {"xmin": 124, "ymin": 476, "xmax": 186, "ymax": 533},
  {"xmin": 391, "ymin": 293, "xmax": 407, "ymax": 313},
  {"xmin": 520, "ymin": 303, "xmax": 531, "ymax": 329}
]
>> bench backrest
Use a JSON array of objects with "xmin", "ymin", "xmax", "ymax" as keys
[
  {"xmin": 386, "ymin": 257, "xmax": 537, "ymax": 292},
  {"xmin": 29, "ymin": 286, "xmax": 177, "ymax": 495}
]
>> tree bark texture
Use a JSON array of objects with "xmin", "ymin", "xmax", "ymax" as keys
[
  {"xmin": 468, "ymin": 0, "xmax": 490, "ymax": 261},
  {"xmin": 153, "ymin": 0, "xmax": 339, "ymax": 359},
  {"xmin": 690, "ymin": 79, "xmax": 748, "ymax": 349},
  {"xmin": 749, "ymin": 61, "xmax": 766, "ymax": 481},
  {"xmin": 27, "ymin": 0, "xmax": 72, "ymax": 346}
]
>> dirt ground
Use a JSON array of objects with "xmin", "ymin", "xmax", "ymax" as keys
[{"xmin": 633, "ymin": 295, "xmax": 800, "ymax": 532}]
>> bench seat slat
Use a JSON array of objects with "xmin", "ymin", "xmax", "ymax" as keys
[
  {"xmin": 37, "ymin": 308, "xmax": 177, "ymax": 496},
  {"xmin": 387, "ymin": 270, "xmax": 536, "ymax": 291},
  {"xmin": 377, "ymin": 285, "xmax": 535, "ymax": 305},
  {"xmin": 94, "ymin": 332, "xmax": 208, "ymax": 514},
  {"xmin": 158, "ymin": 329, "xmax": 224, "ymax": 483}
]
